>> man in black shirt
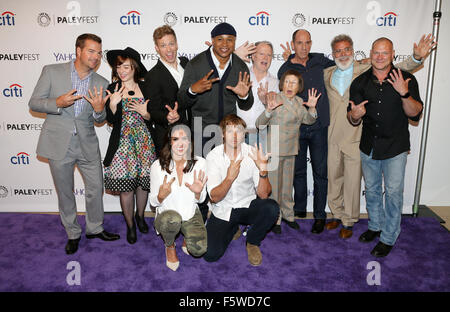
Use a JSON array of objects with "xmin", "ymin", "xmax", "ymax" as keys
[{"xmin": 348, "ymin": 37, "xmax": 423, "ymax": 257}]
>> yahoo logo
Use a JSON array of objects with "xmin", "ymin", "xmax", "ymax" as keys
[
  {"xmin": 120, "ymin": 10, "xmax": 141, "ymax": 25},
  {"xmin": 249, "ymin": 11, "xmax": 270, "ymax": 26},
  {"xmin": 3, "ymin": 83, "xmax": 23, "ymax": 97}
]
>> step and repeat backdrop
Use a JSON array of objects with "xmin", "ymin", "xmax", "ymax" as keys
[{"xmin": 0, "ymin": 0, "xmax": 434, "ymax": 212}]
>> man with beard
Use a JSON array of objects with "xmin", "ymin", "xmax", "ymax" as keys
[{"xmin": 324, "ymin": 34, "xmax": 434, "ymax": 239}]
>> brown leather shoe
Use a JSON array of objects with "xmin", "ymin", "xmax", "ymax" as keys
[
  {"xmin": 325, "ymin": 220, "xmax": 340, "ymax": 230},
  {"xmin": 246, "ymin": 243, "xmax": 262, "ymax": 266},
  {"xmin": 339, "ymin": 227, "xmax": 353, "ymax": 239}
]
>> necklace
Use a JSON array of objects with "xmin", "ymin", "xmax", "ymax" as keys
[{"xmin": 126, "ymin": 84, "xmax": 137, "ymax": 96}]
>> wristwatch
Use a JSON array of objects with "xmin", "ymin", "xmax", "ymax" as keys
[
  {"xmin": 400, "ymin": 91, "xmax": 410, "ymax": 98},
  {"xmin": 259, "ymin": 172, "xmax": 268, "ymax": 178}
]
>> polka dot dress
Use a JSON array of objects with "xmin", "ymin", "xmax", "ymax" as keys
[{"xmin": 104, "ymin": 97, "xmax": 157, "ymax": 192}]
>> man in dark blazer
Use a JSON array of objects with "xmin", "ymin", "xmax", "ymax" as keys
[
  {"xmin": 178, "ymin": 22, "xmax": 253, "ymax": 157},
  {"xmin": 28, "ymin": 33, "xmax": 120, "ymax": 255},
  {"xmin": 143, "ymin": 25, "xmax": 189, "ymax": 155}
]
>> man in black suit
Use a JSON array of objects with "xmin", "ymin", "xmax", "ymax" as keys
[{"xmin": 143, "ymin": 25, "xmax": 189, "ymax": 155}]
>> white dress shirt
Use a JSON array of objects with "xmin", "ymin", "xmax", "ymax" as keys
[
  {"xmin": 237, "ymin": 67, "xmax": 279, "ymax": 130},
  {"xmin": 149, "ymin": 156, "xmax": 207, "ymax": 221},
  {"xmin": 206, "ymin": 143, "xmax": 259, "ymax": 222},
  {"xmin": 160, "ymin": 58, "xmax": 184, "ymax": 88}
]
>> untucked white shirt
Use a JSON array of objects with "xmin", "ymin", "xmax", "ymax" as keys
[
  {"xmin": 237, "ymin": 67, "xmax": 279, "ymax": 129},
  {"xmin": 206, "ymin": 143, "xmax": 259, "ymax": 222},
  {"xmin": 160, "ymin": 58, "xmax": 184, "ymax": 88},
  {"xmin": 149, "ymin": 156, "xmax": 207, "ymax": 221}
]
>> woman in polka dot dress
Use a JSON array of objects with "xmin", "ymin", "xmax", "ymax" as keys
[{"xmin": 103, "ymin": 47, "xmax": 157, "ymax": 244}]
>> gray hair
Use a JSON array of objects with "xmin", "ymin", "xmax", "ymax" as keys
[{"xmin": 331, "ymin": 34, "xmax": 353, "ymax": 51}]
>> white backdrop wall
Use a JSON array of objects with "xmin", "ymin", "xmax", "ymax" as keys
[{"xmin": 0, "ymin": 0, "xmax": 444, "ymax": 213}]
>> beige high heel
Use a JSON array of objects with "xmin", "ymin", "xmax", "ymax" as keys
[
  {"xmin": 182, "ymin": 239, "xmax": 189, "ymax": 255},
  {"xmin": 165, "ymin": 244, "xmax": 179, "ymax": 271}
]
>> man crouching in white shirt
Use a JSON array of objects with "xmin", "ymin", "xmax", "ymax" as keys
[{"xmin": 203, "ymin": 114, "xmax": 279, "ymax": 266}]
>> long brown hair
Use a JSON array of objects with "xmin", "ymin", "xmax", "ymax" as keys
[{"xmin": 159, "ymin": 122, "xmax": 197, "ymax": 174}]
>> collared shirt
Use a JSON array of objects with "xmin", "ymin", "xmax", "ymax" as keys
[
  {"xmin": 206, "ymin": 143, "xmax": 260, "ymax": 222},
  {"xmin": 349, "ymin": 65, "xmax": 423, "ymax": 160},
  {"xmin": 332, "ymin": 63, "xmax": 354, "ymax": 96},
  {"xmin": 70, "ymin": 60, "xmax": 93, "ymax": 117},
  {"xmin": 149, "ymin": 156, "xmax": 207, "ymax": 221},
  {"xmin": 160, "ymin": 58, "xmax": 184, "ymax": 88},
  {"xmin": 210, "ymin": 46, "xmax": 232, "ymax": 79},
  {"xmin": 237, "ymin": 67, "xmax": 279, "ymax": 129}
]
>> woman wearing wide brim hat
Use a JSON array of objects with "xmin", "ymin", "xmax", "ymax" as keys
[{"xmin": 103, "ymin": 47, "xmax": 157, "ymax": 244}]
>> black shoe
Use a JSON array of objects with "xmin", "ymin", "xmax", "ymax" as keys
[
  {"xmin": 282, "ymin": 219, "xmax": 300, "ymax": 230},
  {"xmin": 271, "ymin": 224, "xmax": 282, "ymax": 234},
  {"xmin": 65, "ymin": 237, "xmax": 81, "ymax": 255},
  {"xmin": 294, "ymin": 211, "xmax": 307, "ymax": 218},
  {"xmin": 86, "ymin": 230, "xmax": 120, "ymax": 241},
  {"xmin": 358, "ymin": 229, "xmax": 381, "ymax": 243},
  {"xmin": 371, "ymin": 241, "xmax": 393, "ymax": 257},
  {"xmin": 311, "ymin": 219, "xmax": 325, "ymax": 234},
  {"xmin": 127, "ymin": 223, "xmax": 137, "ymax": 244},
  {"xmin": 135, "ymin": 213, "xmax": 149, "ymax": 234}
]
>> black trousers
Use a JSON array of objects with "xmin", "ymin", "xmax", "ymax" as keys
[{"xmin": 203, "ymin": 198, "xmax": 279, "ymax": 262}]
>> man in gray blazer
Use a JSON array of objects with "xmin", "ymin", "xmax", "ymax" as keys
[{"xmin": 29, "ymin": 33, "xmax": 120, "ymax": 255}]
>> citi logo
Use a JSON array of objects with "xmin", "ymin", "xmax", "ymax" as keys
[
  {"xmin": 120, "ymin": 10, "xmax": 141, "ymax": 25},
  {"xmin": 3, "ymin": 83, "xmax": 23, "ymax": 97},
  {"xmin": 249, "ymin": 11, "xmax": 270, "ymax": 26},
  {"xmin": 0, "ymin": 11, "xmax": 15, "ymax": 26},
  {"xmin": 376, "ymin": 12, "xmax": 397, "ymax": 26},
  {"xmin": 11, "ymin": 152, "xmax": 30, "ymax": 165}
]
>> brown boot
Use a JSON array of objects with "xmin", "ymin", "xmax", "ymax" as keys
[
  {"xmin": 325, "ymin": 219, "xmax": 340, "ymax": 230},
  {"xmin": 339, "ymin": 227, "xmax": 353, "ymax": 239},
  {"xmin": 246, "ymin": 243, "xmax": 262, "ymax": 266}
]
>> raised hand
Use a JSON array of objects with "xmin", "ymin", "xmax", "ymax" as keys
[
  {"xmin": 158, "ymin": 175, "xmax": 176, "ymax": 203},
  {"xmin": 413, "ymin": 33, "xmax": 437, "ymax": 60},
  {"xmin": 106, "ymin": 83, "xmax": 125, "ymax": 107},
  {"xmin": 84, "ymin": 86, "xmax": 111, "ymax": 113},
  {"xmin": 280, "ymin": 41, "xmax": 292, "ymax": 62},
  {"xmin": 387, "ymin": 69, "xmax": 411, "ymax": 97},
  {"xmin": 56, "ymin": 89, "xmax": 83, "ymax": 108},
  {"xmin": 185, "ymin": 170, "xmax": 207, "ymax": 196},
  {"xmin": 349, "ymin": 100, "xmax": 369, "ymax": 121},
  {"xmin": 234, "ymin": 41, "xmax": 257, "ymax": 63},
  {"xmin": 226, "ymin": 71, "xmax": 252, "ymax": 98},
  {"xmin": 128, "ymin": 99, "xmax": 150, "ymax": 120},
  {"xmin": 257, "ymin": 81, "xmax": 269, "ymax": 104},
  {"xmin": 304, "ymin": 88, "xmax": 322, "ymax": 108},
  {"xmin": 165, "ymin": 101, "xmax": 180, "ymax": 124},
  {"xmin": 249, "ymin": 143, "xmax": 270, "ymax": 172},
  {"xmin": 226, "ymin": 156, "xmax": 243, "ymax": 183},
  {"xmin": 266, "ymin": 92, "xmax": 283, "ymax": 112},
  {"xmin": 191, "ymin": 70, "xmax": 220, "ymax": 94}
]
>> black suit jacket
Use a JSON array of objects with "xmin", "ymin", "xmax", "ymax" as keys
[
  {"xmin": 143, "ymin": 57, "xmax": 189, "ymax": 154},
  {"xmin": 103, "ymin": 80, "xmax": 152, "ymax": 167}
]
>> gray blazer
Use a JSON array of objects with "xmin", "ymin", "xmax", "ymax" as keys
[{"xmin": 28, "ymin": 61, "xmax": 109, "ymax": 161}]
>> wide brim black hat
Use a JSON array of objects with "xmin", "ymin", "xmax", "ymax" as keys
[{"xmin": 106, "ymin": 47, "xmax": 147, "ymax": 78}]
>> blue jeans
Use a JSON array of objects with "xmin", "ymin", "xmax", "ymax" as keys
[
  {"xmin": 293, "ymin": 126, "xmax": 328, "ymax": 220},
  {"xmin": 360, "ymin": 151, "xmax": 408, "ymax": 246}
]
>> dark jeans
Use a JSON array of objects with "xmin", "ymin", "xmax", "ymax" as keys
[
  {"xmin": 203, "ymin": 198, "xmax": 279, "ymax": 262},
  {"xmin": 293, "ymin": 126, "xmax": 328, "ymax": 220}
]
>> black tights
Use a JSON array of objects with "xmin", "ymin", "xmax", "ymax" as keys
[{"xmin": 119, "ymin": 187, "xmax": 148, "ymax": 228}]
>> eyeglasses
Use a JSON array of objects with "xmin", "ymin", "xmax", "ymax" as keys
[
  {"xmin": 333, "ymin": 47, "xmax": 353, "ymax": 54},
  {"xmin": 284, "ymin": 80, "xmax": 299, "ymax": 86}
]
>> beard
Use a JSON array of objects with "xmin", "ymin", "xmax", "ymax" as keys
[{"xmin": 335, "ymin": 56, "xmax": 354, "ymax": 70}]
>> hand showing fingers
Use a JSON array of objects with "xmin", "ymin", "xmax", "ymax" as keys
[
  {"xmin": 56, "ymin": 89, "xmax": 82, "ymax": 108},
  {"xmin": 191, "ymin": 70, "xmax": 220, "ymax": 94},
  {"xmin": 305, "ymin": 88, "xmax": 322, "ymax": 108},
  {"xmin": 387, "ymin": 69, "xmax": 410, "ymax": 95},
  {"xmin": 350, "ymin": 100, "xmax": 368, "ymax": 120},
  {"xmin": 158, "ymin": 175, "xmax": 176, "ymax": 203},
  {"xmin": 280, "ymin": 41, "xmax": 292, "ymax": 62},
  {"xmin": 226, "ymin": 71, "xmax": 252, "ymax": 98}
]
